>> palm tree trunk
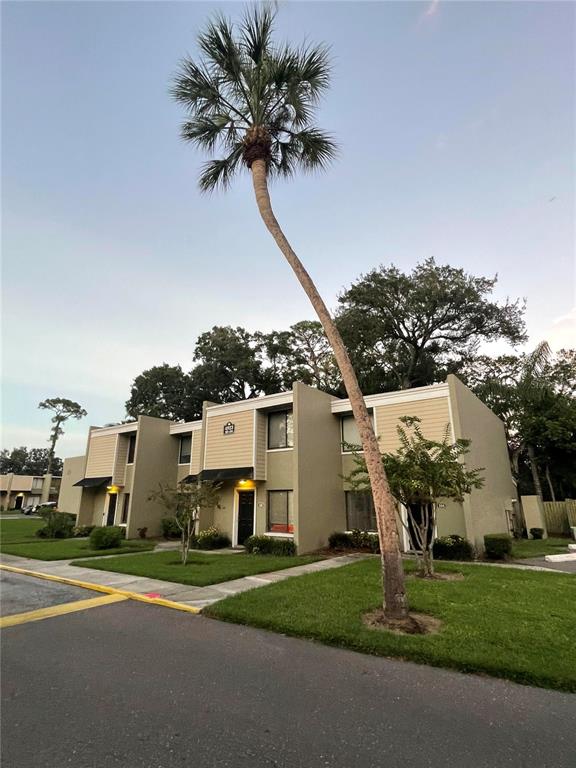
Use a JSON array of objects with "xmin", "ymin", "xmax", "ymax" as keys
[
  {"xmin": 251, "ymin": 159, "xmax": 409, "ymax": 621},
  {"xmin": 526, "ymin": 444, "xmax": 544, "ymax": 500}
]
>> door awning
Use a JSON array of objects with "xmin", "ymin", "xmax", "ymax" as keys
[
  {"xmin": 73, "ymin": 476, "xmax": 112, "ymax": 488},
  {"xmin": 182, "ymin": 467, "xmax": 254, "ymax": 484}
]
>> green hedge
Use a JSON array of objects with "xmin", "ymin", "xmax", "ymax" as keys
[
  {"xmin": 89, "ymin": 526, "xmax": 124, "ymax": 550},
  {"xmin": 433, "ymin": 535, "xmax": 474, "ymax": 561},
  {"xmin": 195, "ymin": 526, "xmax": 231, "ymax": 550},
  {"xmin": 328, "ymin": 530, "xmax": 380, "ymax": 553},
  {"xmin": 244, "ymin": 535, "xmax": 296, "ymax": 556},
  {"xmin": 530, "ymin": 527, "xmax": 545, "ymax": 540},
  {"xmin": 484, "ymin": 533, "xmax": 513, "ymax": 560},
  {"xmin": 35, "ymin": 510, "xmax": 76, "ymax": 539},
  {"xmin": 161, "ymin": 517, "xmax": 181, "ymax": 539}
]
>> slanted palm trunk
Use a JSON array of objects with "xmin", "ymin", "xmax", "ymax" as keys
[{"xmin": 250, "ymin": 158, "xmax": 408, "ymax": 620}]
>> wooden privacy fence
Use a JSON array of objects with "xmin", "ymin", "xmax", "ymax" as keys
[{"xmin": 543, "ymin": 500, "xmax": 576, "ymax": 535}]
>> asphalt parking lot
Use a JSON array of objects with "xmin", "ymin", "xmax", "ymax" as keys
[
  {"xmin": 1, "ymin": 571, "xmax": 574, "ymax": 768},
  {"xmin": 1, "ymin": 569, "xmax": 97, "ymax": 616}
]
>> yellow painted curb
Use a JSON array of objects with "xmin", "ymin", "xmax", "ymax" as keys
[
  {"xmin": 0, "ymin": 594, "xmax": 128, "ymax": 629},
  {"xmin": 0, "ymin": 563, "xmax": 201, "ymax": 615}
]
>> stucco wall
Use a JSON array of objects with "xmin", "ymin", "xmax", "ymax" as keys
[
  {"xmin": 294, "ymin": 383, "xmax": 345, "ymax": 553},
  {"xmin": 448, "ymin": 375, "xmax": 516, "ymax": 548},
  {"xmin": 58, "ymin": 456, "xmax": 87, "ymax": 517},
  {"xmin": 126, "ymin": 416, "xmax": 179, "ymax": 538}
]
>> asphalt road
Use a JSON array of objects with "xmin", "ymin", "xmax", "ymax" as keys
[
  {"xmin": 1, "ymin": 576, "xmax": 574, "ymax": 768},
  {"xmin": 1, "ymin": 570, "xmax": 96, "ymax": 616}
]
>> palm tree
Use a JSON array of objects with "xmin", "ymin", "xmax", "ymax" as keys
[
  {"xmin": 171, "ymin": 6, "xmax": 409, "ymax": 622},
  {"xmin": 475, "ymin": 341, "xmax": 552, "ymax": 499}
]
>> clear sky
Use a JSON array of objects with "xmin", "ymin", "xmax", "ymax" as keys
[{"xmin": 2, "ymin": 0, "xmax": 574, "ymax": 458}]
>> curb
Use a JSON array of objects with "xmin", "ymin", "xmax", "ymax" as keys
[{"xmin": 0, "ymin": 564, "xmax": 201, "ymax": 615}]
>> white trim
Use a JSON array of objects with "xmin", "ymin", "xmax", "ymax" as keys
[
  {"xmin": 90, "ymin": 423, "xmax": 138, "ymax": 437},
  {"xmin": 266, "ymin": 447, "xmax": 294, "ymax": 453},
  {"xmin": 111, "ymin": 435, "xmax": 120, "ymax": 484},
  {"xmin": 203, "ymin": 412, "xmax": 208, "ymax": 471},
  {"xmin": 169, "ymin": 421, "xmax": 203, "ymax": 435},
  {"xmin": 264, "ymin": 531, "xmax": 294, "ymax": 539},
  {"xmin": 252, "ymin": 410, "xmax": 257, "ymax": 469},
  {"xmin": 205, "ymin": 391, "xmax": 293, "ymax": 418},
  {"xmin": 331, "ymin": 383, "xmax": 450, "ymax": 414}
]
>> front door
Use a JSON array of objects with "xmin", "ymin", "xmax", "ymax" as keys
[
  {"xmin": 106, "ymin": 495, "xmax": 118, "ymax": 526},
  {"xmin": 14, "ymin": 496, "xmax": 23, "ymax": 510},
  {"xmin": 237, "ymin": 491, "xmax": 255, "ymax": 546}
]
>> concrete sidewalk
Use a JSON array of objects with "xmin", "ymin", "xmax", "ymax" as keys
[{"xmin": 0, "ymin": 552, "xmax": 369, "ymax": 610}]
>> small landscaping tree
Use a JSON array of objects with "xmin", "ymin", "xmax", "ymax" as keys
[
  {"xmin": 345, "ymin": 416, "xmax": 484, "ymax": 578},
  {"xmin": 149, "ymin": 481, "xmax": 221, "ymax": 565}
]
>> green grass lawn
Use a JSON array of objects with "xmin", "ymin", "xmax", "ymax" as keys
[
  {"xmin": 0, "ymin": 518, "xmax": 154, "ymax": 560},
  {"xmin": 206, "ymin": 559, "xmax": 576, "ymax": 692},
  {"xmin": 0, "ymin": 518, "xmax": 44, "ymax": 543},
  {"xmin": 511, "ymin": 536, "xmax": 572, "ymax": 559},
  {"xmin": 74, "ymin": 550, "xmax": 322, "ymax": 586}
]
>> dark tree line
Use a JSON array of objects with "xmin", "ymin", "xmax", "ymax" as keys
[
  {"xmin": 126, "ymin": 259, "xmax": 526, "ymax": 419},
  {"xmin": 0, "ymin": 447, "xmax": 63, "ymax": 476},
  {"xmin": 124, "ymin": 259, "xmax": 575, "ymax": 498}
]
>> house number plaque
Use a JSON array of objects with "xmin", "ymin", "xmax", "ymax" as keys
[{"xmin": 223, "ymin": 421, "xmax": 235, "ymax": 435}]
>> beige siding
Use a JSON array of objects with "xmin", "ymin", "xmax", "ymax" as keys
[
  {"xmin": 177, "ymin": 466, "xmax": 189, "ymax": 482},
  {"xmin": 4, "ymin": 476, "xmax": 34, "ymax": 492},
  {"xmin": 204, "ymin": 410, "xmax": 254, "ymax": 470},
  {"xmin": 113, "ymin": 434, "xmax": 130, "ymax": 485},
  {"xmin": 85, "ymin": 434, "xmax": 117, "ymax": 478},
  {"xmin": 191, "ymin": 431, "xmax": 202, "ymax": 475},
  {"xmin": 254, "ymin": 411, "xmax": 267, "ymax": 481},
  {"xmin": 375, "ymin": 396, "xmax": 451, "ymax": 452}
]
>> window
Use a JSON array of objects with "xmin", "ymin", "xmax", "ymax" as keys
[
  {"xmin": 268, "ymin": 411, "xmax": 294, "ymax": 449},
  {"xmin": 121, "ymin": 494, "xmax": 130, "ymax": 525},
  {"xmin": 179, "ymin": 435, "xmax": 192, "ymax": 464},
  {"xmin": 341, "ymin": 415, "xmax": 362, "ymax": 451},
  {"xmin": 267, "ymin": 490, "xmax": 294, "ymax": 534},
  {"xmin": 32, "ymin": 478, "xmax": 43, "ymax": 490},
  {"xmin": 127, "ymin": 434, "xmax": 137, "ymax": 464},
  {"xmin": 345, "ymin": 491, "xmax": 376, "ymax": 531}
]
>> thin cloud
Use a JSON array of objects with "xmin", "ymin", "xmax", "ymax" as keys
[{"xmin": 421, "ymin": 0, "xmax": 440, "ymax": 21}]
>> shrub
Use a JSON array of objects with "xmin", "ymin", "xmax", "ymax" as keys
[
  {"xmin": 328, "ymin": 531, "xmax": 354, "ymax": 550},
  {"xmin": 195, "ymin": 526, "xmax": 230, "ymax": 550},
  {"xmin": 328, "ymin": 530, "xmax": 380, "ymax": 553},
  {"xmin": 530, "ymin": 527, "xmax": 544, "ymax": 540},
  {"xmin": 136, "ymin": 527, "xmax": 147, "ymax": 539},
  {"xmin": 244, "ymin": 535, "xmax": 296, "ymax": 556},
  {"xmin": 73, "ymin": 525, "xmax": 95, "ymax": 538},
  {"xmin": 35, "ymin": 510, "xmax": 75, "ymax": 539},
  {"xmin": 161, "ymin": 517, "xmax": 181, "ymax": 540},
  {"xmin": 433, "ymin": 535, "xmax": 474, "ymax": 561},
  {"xmin": 89, "ymin": 526, "xmax": 124, "ymax": 550},
  {"xmin": 484, "ymin": 533, "xmax": 513, "ymax": 560}
]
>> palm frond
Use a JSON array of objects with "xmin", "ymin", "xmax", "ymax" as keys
[
  {"xmin": 172, "ymin": 4, "xmax": 337, "ymax": 193},
  {"xmin": 198, "ymin": 144, "xmax": 244, "ymax": 192}
]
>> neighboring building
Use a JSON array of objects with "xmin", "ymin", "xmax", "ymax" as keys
[
  {"xmin": 58, "ymin": 375, "xmax": 518, "ymax": 552},
  {"xmin": 0, "ymin": 474, "xmax": 61, "ymax": 510}
]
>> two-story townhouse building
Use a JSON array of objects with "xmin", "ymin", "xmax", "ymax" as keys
[
  {"xmin": 0, "ymin": 473, "xmax": 61, "ymax": 510},
  {"xmin": 59, "ymin": 375, "xmax": 518, "ymax": 553}
]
